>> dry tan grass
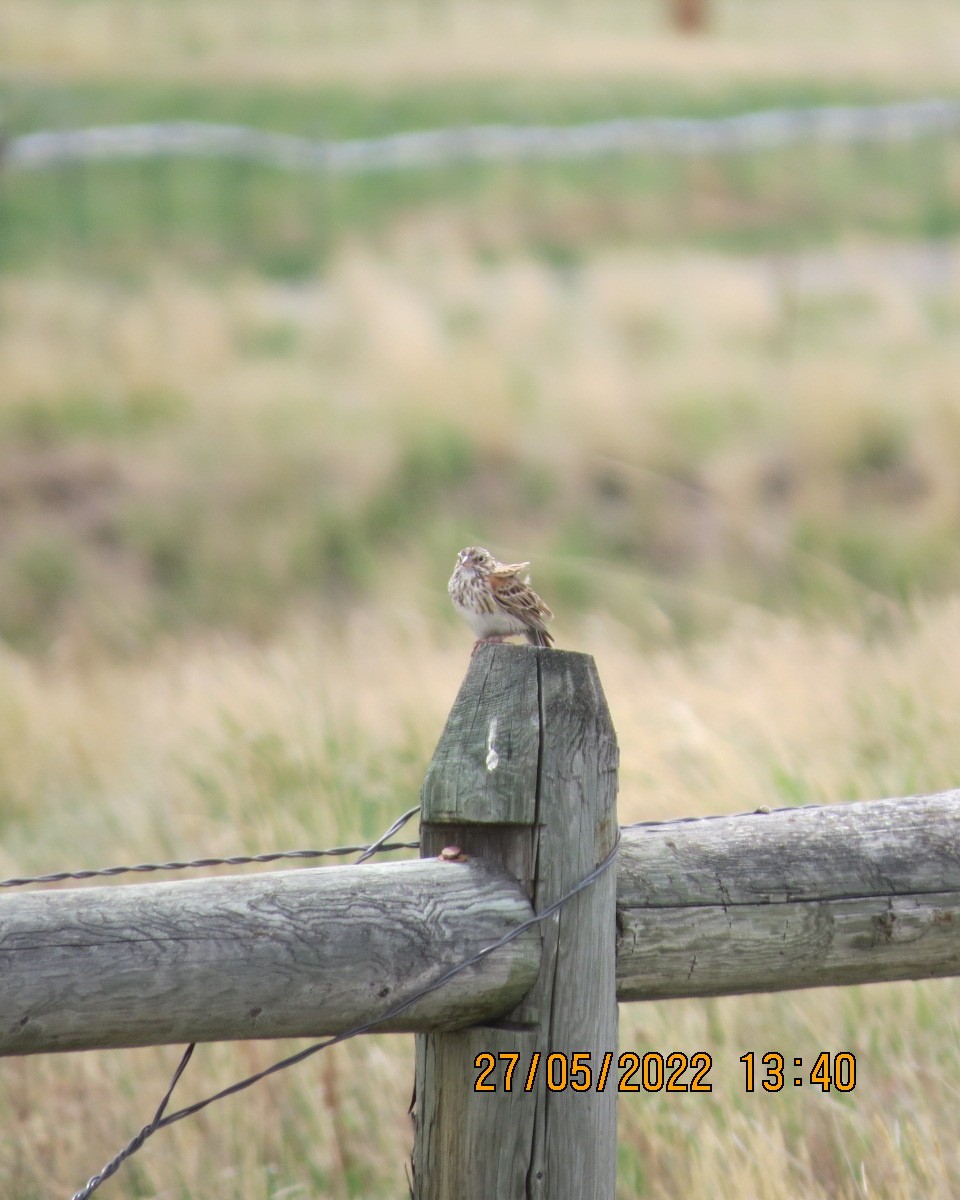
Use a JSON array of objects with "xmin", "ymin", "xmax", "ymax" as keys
[
  {"xmin": 3, "ymin": 601, "xmax": 960, "ymax": 1196},
  {"xmin": 0, "ymin": 238, "xmax": 955, "ymax": 458},
  {"xmin": 8, "ymin": 239, "xmax": 960, "ymax": 469},
  {"xmin": 4, "ymin": 239, "xmax": 960, "ymax": 651},
  {"xmin": 4, "ymin": 0, "xmax": 960, "ymax": 91}
]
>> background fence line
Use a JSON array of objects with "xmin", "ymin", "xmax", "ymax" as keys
[{"xmin": 7, "ymin": 98, "xmax": 960, "ymax": 176}]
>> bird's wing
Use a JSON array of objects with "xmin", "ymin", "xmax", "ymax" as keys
[{"xmin": 489, "ymin": 565, "xmax": 554, "ymax": 623}]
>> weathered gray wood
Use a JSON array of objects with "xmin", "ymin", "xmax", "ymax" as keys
[
  {"xmin": 8, "ymin": 786, "xmax": 960, "ymax": 1062},
  {"xmin": 617, "ymin": 890, "xmax": 960, "ymax": 999},
  {"xmin": 413, "ymin": 644, "xmax": 619, "ymax": 1200},
  {"xmin": 619, "ymin": 792, "xmax": 960, "ymax": 904},
  {"xmin": 0, "ymin": 858, "xmax": 539, "ymax": 1055},
  {"xmin": 421, "ymin": 645, "xmax": 540, "ymax": 825},
  {"xmin": 616, "ymin": 792, "xmax": 960, "ymax": 999}
]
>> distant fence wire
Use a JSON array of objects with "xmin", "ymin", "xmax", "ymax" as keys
[{"xmin": 7, "ymin": 98, "xmax": 960, "ymax": 176}]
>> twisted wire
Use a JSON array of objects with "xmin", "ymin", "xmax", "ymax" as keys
[
  {"xmin": 1, "ymin": 804, "xmax": 422, "ymax": 889},
  {"xmin": 69, "ymin": 825, "xmax": 620, "ymax": 1200}
]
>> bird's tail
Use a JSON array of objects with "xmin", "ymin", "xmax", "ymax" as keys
[{"xmin": 525, "ymin": 626, "xmax": 555, "ymax": 649}]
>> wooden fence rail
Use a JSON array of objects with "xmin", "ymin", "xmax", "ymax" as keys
[
  {"xmin": 0, "ymin": 858, "xmax": 540, "ymax": 1055},
  {"xmin": 617, "ymin": 790, "xmax": 960, "ymax": 1000},
  {"xmin": 5, "ymin": 644, "xmax": 960, "ymax": 1198}
]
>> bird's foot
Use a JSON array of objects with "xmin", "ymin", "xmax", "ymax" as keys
[{"xmin": 470, "ymin": 636, "xmax": 507, "ymax": 657}]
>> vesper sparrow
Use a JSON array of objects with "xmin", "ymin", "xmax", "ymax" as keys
[{"xmin": 448, "ymin": 546, "xmax": 554, "ymax": 651}]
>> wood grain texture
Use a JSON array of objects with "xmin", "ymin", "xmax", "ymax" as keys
[
  {"xmin": 527, "ymin": 650, "xmax": 619, "ymax": 1200},
  {"xmin": 421, "ymin": 644, "xmax": 540, "ymax": 825},
  {"xmin": 413, "ymin": 644, "xmax": 619, "ymax": 1200},
  {"xmin": 0, "ymin": 858, "xmax": 539, "ymax": 1055},
  {"xmin": 6, "ymin": 772, "xmax": 957, "ymax": 1062},
  {"xmin": 616, "ymin": 792, "xmax": 960, "ymax": 999}
]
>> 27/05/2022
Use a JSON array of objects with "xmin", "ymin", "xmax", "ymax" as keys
[{"xmin": 473, "ymin": 1051, "xmax": 858, "ymax": 1094}]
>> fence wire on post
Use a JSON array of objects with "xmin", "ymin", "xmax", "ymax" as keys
[
  {"xmin": 0, "ymin": 842, "xmax": 419, "ymax": 890},
  {"xmin": 61, "ymin": 815, "xmax": 619, "ymax": 1200},
  {"xmin": 63, "ymin": 802, "xmax": 421, "ymax": 1200}
]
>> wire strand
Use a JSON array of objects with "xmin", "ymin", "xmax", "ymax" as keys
[
  {"xmin": 2, "ymin": 804, "xmax": 422, "ymax": 889},
  {"xmin": 69, "ymin": 827, "xmax": 620, "ymax": 1200},
  {"xmin": 68, "ymin": 804, "xmax": 423, "ymax": 1200}
]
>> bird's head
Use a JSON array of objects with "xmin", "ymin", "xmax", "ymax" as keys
[{"xmin": 456, "ymin": 546, "xmax": 495, "ymax": 576}]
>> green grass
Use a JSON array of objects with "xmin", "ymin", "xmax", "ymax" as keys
[
  {"xmin": 0, "ymin": 77, "xmax": 924, "ymax": 139},
  {"xmin": 4, "ymin": 135, "xmax": 960, "ymax": 276}
]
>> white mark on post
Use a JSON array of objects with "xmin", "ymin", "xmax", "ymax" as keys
[{"xmin": 486, "ymin": 717, "xmax": 499, "ymax": 771}]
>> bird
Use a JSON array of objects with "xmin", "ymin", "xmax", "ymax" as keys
[{"xmin": 448, "ymin": 546, "xmax": 554, "ymax": 652}]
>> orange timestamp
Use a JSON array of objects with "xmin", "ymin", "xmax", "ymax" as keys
[
  {"xmin": 473, "ymin": 1051, "xmax": 713, "ymax": 1093},
  {"xmin": 740, "ymin": 1051, "xmax": 857, "ymax": 1093}
]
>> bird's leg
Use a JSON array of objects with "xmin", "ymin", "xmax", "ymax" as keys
[{"xmin": 471, "ymin": 636, "xmax": 507, "ymax": 657}]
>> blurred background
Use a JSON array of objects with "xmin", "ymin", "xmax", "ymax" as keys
[
  {"xmin": 6, "ymin": 0, "xmax": 960, "ymax": 653},
  {"xmin": 4, "ymin": 2, "xmax": 960, "ymax": 1197}
]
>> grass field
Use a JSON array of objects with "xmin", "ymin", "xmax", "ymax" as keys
[
  {"xmin": 5, "ymin": 608, "xmax": 960, "ymax": 1198},
  {"xmin": 4, "ymin": 2, "xmax": 960, "ymax": 1197}
]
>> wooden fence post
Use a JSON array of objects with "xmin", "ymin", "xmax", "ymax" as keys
[{"xmin": 412, "ymin": 644, "xmax": 619, "ymax": 1200}]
